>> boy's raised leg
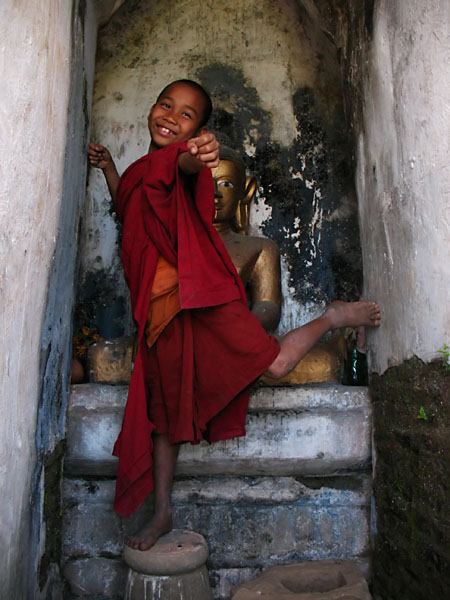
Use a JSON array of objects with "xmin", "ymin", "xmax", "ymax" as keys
[
  {"xmin": 125, "ymin": 433, "xmax": 179, "ymax": 551},
  {"xmin": 266, "ymin": 299, "xmax": 380, "ymax": 379}
]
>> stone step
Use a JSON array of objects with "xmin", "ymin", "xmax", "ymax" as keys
[
  {"xmin": 63, "ymin": 382, "xmax": 372, "ymax": 599},
  {"xmin": 65, "ymin": 383, "xmax": 372, "ymax": 478},
  {"xmin": 62, "ymin": 474, "xmax": 371, "ymax": 599}
]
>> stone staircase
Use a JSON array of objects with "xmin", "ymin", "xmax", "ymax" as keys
[{"xmin": 62, "ymin": 382, "xmax": 372, "ymax": 599}]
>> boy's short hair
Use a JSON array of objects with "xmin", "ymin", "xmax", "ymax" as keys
[{"xmin": 157, "ymin": 79, "xmax": 213, "ymax": 127}]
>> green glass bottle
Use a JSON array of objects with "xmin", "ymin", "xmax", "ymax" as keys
[{"xmin": 342, "ymin": 343, "xmax": 368, "ymax": 386}]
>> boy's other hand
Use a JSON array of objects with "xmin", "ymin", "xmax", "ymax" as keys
[
  {"xmin": 187, "ymin": 132, "xmax": 219, "ymax": 169},
  {"xmin": 88, "ymin": 142, "xmax": 114, "ymax": 170},
  {"xmin": 88, "ymin": 142, "xmax": 120, "ymax": 201}
]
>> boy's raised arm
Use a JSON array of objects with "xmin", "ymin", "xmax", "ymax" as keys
[
  {"xmin": 88, "ymin": 142, "xmax": 120, "ymax": 202},
  {"xmin": 178, "ymin": 132, "xmax": 219, "ymax": 175}
]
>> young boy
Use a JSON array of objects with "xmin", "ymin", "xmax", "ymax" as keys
[{"xmin": 88, "ymin": 79, "xmax": 381, "ymax": 552}]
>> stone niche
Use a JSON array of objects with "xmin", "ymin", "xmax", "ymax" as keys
[
  {"xmin": 76, "ymin": 0, "xmax": 363, "ymax": 343},
  {"xmin": 67, "ymin": 1, "xmax": 372, "ymax": 598}
]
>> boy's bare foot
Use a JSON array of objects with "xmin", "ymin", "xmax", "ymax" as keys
[
  {"xmin": 325, "ymin": 300, "xmax": 381, "ymax": 330},
  {"xmin": 125, "ymin": 510, "xmax": 173, "ymax": 551}
]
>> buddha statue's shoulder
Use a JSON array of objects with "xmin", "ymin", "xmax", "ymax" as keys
[
  {"xmin": 222, "ymin": 231, "xmax": 279, "ymax": 259},
  {"xmin": 245, "ymin": 234, "xmax": 279, "ymax": 258}
]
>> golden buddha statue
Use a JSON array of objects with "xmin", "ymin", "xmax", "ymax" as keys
[
  {"xmin": 212, "ymin": 146, "xmax": 340, "ymax": 386},
  {"xmin": 212, "ymin": 146, "xmax": 281, "ymax": 333},
  {"xmin": 85, "ymin": 146, "xmax": 341, "ymax": 385}
]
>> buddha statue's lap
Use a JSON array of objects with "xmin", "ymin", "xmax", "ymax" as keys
[{"xmin": 84, "ymin": 145, "xmax": 340, "ymax": 385}]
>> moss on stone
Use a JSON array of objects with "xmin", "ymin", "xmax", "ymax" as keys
[
  {"xmin": 371, "ymin": 357, "xmax": 450, "ymax": 600},
  {"xmin": 39, "ymin": 441, "xmax": 65, "ymax": 590}
]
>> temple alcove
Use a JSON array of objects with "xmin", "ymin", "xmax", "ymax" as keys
[
  {"xmin": 3, "ymin": 2, "xmax": 450, "ymax": 599},
  {"xmin": 76, "ymin": 0, "xmax": 364, "ymax": 342}
]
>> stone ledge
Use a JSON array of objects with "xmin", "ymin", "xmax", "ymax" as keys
[
  {"xmin": 62, "ymin": 476, "xmax": 371, "ymax": 567},
  {"xmin": 69, "ymin": 383, "xmax": 370, "ymax": 411},
  {"xmin": 63, "ymin": 476, "xmax": 371, "ymax": 507},
  {"xmin": 249, "ymin": 384, "xmax": 370, "ymax": 412},
  {"xmin": 69, "ymin": 383, "xmax": 128, "ymax": 409},
  {"xmin": 65, "ymin": 384, "xmax": 371, "ymax": 478}
]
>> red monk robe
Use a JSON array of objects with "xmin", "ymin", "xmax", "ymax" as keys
[{"xmin": 113, "ymin": 142, "xmax": 279, "ymax": 517}]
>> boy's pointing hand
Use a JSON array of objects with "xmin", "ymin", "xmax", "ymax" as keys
[{"xmin": 187, "ymin": 132, "xmax": 219, "ymax": 169}]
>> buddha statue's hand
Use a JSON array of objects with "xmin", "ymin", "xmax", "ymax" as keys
[{"xmin": 187, "ymin": 132, "xmax": 219, "ymax": 169}]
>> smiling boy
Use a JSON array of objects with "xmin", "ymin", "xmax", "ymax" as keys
[
  {"xmin": 88, "ymin": 79, "xmax": 381, "ymax": 551},
  {"xmin": 89, "ymin": 80, "xmax": 219, "ymax": 199}
]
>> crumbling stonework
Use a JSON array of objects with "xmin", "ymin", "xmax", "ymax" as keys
[{"xmin": 62, "ymin": 384, "xmax": 372, "ymax": 598}]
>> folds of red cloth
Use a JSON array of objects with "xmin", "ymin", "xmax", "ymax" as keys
[{"xmin": 112, "ymin": 143, "xmax": 278, "ymax": 517}]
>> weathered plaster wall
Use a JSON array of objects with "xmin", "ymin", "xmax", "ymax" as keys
[
  {"xmin": 31, "ymin": 3, "xmax": 101, "ymax": 597},
  {"xmin": 338, "ymin": 2, "xmax": 450, "ymax": 598},
  {"xmin": 79, "ymin": 0, "xmax": 363, "ymax": 339},
  {"xmin": 0, "ymin": 0, "xmax": 117, "ymax": 596},
  {"xmin": 352, "ymin": 0, "xmax": 450, "ymax": 373},
  {"xmin": 0, "ymin": 2, "xmax": 72, "ymax": 597}
]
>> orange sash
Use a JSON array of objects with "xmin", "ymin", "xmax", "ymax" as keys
[{"xmin": 145, "ymin": 255, "xmax": 181, "ymax": 349}]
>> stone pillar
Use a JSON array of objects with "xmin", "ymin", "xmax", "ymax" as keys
[{"xmin": 123, "ymin": 530, "xmax": 212, "ymax": 600}]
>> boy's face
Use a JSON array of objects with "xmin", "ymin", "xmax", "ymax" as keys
[{"xmin": 148, "ymin": 82, "xmax": 207, "ymax": 151}]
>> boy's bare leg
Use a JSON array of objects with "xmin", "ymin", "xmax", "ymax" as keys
[
  {"xmin": 125, "ymin": 433, "xmax": 179, "ymax": 551},
  {"xmin": 266, "ymin": 300, "xmax": 381, "ymax": 379}
]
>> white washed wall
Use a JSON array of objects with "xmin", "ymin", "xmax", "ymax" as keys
[
  {"xmin": 356, "ymin": 0, "xmax": 450, "ymax": 372},
  {"xmin": 0, "ymin": 2, "xmax": 72, "ymax": 596}
]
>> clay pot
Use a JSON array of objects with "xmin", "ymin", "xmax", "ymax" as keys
[{"xmin": 71, "ymin": 357, "xmax": 84, "ymax": 384}]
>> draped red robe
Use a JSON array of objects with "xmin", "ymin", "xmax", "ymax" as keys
[{"xmin": 112, "ymin": 142, "xmax": 278, "ymax": 517}]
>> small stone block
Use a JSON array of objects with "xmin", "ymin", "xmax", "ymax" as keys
[
  {"xmin": 123, "ymin": 529, "xmax": 209, "ymax": 575},
  {"xmin": 231, "ymin": 559, "xmax": 371, "ymax": 599}
]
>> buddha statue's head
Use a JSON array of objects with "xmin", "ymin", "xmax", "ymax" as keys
[{"xmin": 212, "ymin": 146, "xmax": 256, "ymax": 235}]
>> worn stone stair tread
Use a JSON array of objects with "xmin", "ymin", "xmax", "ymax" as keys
[{"xmin": 65, "ymin": 383, "xmax": 371, "ymax": 478}]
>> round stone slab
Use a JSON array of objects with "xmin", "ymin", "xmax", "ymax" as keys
[{"xmin": 123, "ymin": 529, "xmax": 209, "ymax": 575}]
